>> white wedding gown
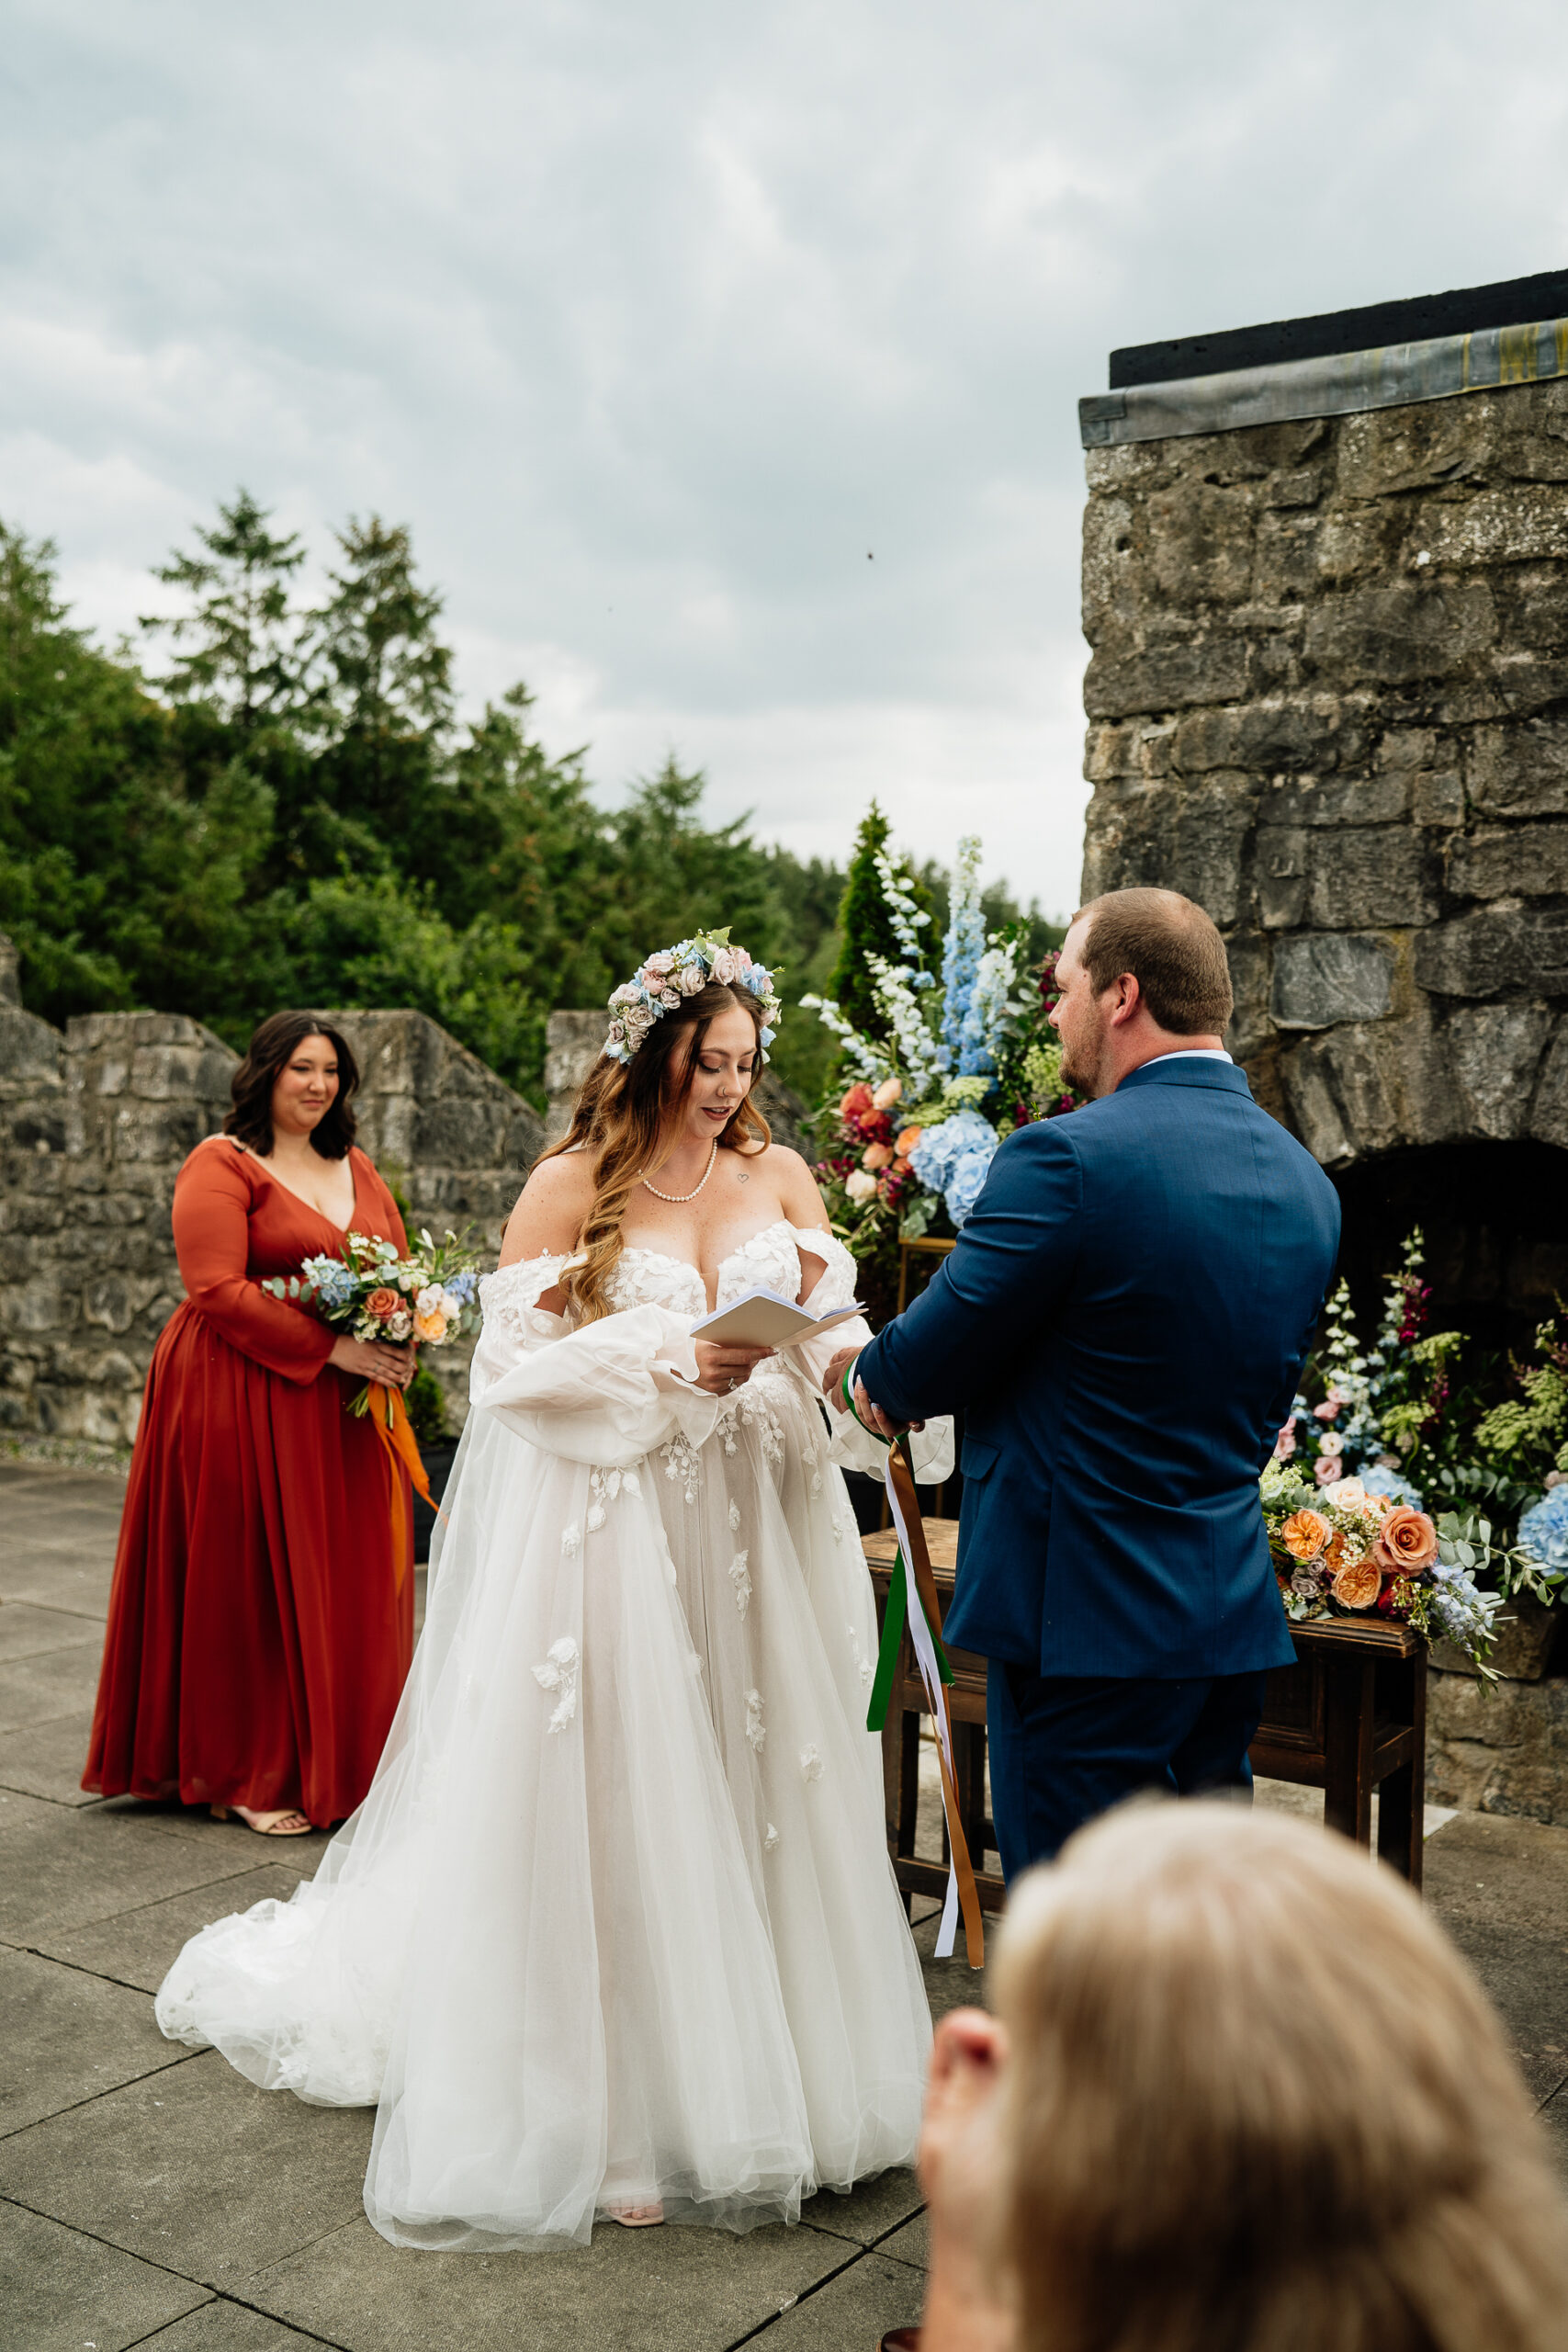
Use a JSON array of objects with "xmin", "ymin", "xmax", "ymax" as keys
[{"xmin": 155, "ymin": 1221, "xmax": 943, "ymax": 2250}]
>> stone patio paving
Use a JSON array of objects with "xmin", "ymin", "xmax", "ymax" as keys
[{"xmin": 3, "ymin": 1456, "xmax": 1566, "ymax": 2351}]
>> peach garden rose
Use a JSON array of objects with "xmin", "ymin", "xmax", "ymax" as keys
[
  {"xmin": 1373, "ymin": 1505, "xmax": 1438, "ymax": 1576},
  {"xmin": 1330, "ymin": 1554, "xmax": 1383, "ymax": 1610}
]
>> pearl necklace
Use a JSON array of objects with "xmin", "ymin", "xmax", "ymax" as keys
[{"xmin": 639, "ymin": 1139, "xmax": 719, "ymax": 1204}]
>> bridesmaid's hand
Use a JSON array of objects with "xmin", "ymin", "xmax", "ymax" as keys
[{"xmin": 329, "ymin": 1335, "xmax": 415, "ymax": 1388}]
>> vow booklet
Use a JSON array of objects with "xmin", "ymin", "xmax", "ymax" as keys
[{"xmin": 691, "ymin": 1287, "xmax": 864, "ymax": 1350}]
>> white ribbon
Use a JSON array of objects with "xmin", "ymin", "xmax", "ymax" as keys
[{"xmin": 881, "ymin": 1453, "xmax": 961, "ymax": 1960}]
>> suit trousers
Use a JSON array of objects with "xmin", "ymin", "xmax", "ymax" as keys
[{"xmin": 984, "ymin": 1662, "xmax": 1269, "ymax": 1879}]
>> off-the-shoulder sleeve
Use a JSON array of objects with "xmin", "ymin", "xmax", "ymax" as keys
[
  {"xmin": 172, "ymin": 1144, "xmax": 336, "ymax": 1385},
  {"xmin": 476, "ymin": 1300, "xmax": 721, "ymax": 1466},
  {"xmin": 468, "ymin": 1256, "xmax": 577, "ymax": 1397}
]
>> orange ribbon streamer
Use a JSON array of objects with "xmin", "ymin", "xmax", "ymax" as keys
[{"xmin": 367, "ymin": 1380, "xmax": 436, "ymax": 1599}]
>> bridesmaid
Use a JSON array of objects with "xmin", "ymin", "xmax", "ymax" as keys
[{"xmin": 85, "ymin": 1012, "xmax": 418, "ymax": 1834}]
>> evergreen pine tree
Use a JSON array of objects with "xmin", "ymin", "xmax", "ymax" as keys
[
  {"xmin": 825, "ymin": 801, "xmax": 931, "ymax": 1042},
  {"xmin": 141, "ymin": 490, "xmax": 310, "ymax": 729}
]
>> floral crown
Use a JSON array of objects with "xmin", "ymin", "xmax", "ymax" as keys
[{"xmin": 603, "ymin": 927, "xmax": 783, "ymax": 1067}]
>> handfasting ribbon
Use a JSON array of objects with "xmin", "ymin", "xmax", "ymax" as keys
[
  {"xmin": 367, "ymin": 1380, "xmax": 436, "ymax": 1600},
  {"xmin": 844, "ymin": 1368, "xmax": 985, "ymax": 1972}
]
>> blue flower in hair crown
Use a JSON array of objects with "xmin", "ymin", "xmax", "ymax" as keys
[{"xmin": 603, "ymin": 928, "xmax": 784, "ymax": 1067}]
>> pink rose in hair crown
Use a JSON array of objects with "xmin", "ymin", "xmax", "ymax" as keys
[
  {"xmin": 709, "ymin": 947, "xmax": 739, "ymax": 984},
  {"xmin": 678, "ymin": 962, "xmax": 705, "ymax": 996},
  {"xmin": 733, "ymin": 946, "xmax": 753, "ymax": 972},
  {"xmin": 645, "ymin": 951, "xmax": 675, "ymax": 976}
]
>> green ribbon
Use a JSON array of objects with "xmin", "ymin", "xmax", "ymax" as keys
[{"xmin": 842, "ymin": 1364, "xmax": 953, "ymax": 1732}]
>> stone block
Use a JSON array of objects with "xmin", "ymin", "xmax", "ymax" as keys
[
  {"xmin": 1335, "ymin": 399, "xmax": 1495, "ymax": 498},
  {"xmin": 82, "ymin": 1276, "xmax": 164, "ymax": 1338},
  {"xmin": 1530, "ymin": 1021, "xmax": 1568, "ymax": 1149},
  {"xmin": 412, "ymin": 1099, "xmax": 509, "ymax": 1169},
  {"xmin": 1303, "ymin": 826, "xmax": 1436, "ymax": 930},
  {"xmin": 1249, "ymin": 509, "xmax": 1321, "ymax": 603},
  {"xmin": 1252, "ymin": 827, "xmax": 1307, "ymax": 930},
  {"xmin": 107, "ymin": 1101, "xmax": 213, "ymax": 1166},
  {"xmin": 1426, "ymin": 1667, "xmax": 1568, "ymax": 1826},
  {"xmin": 1145, "ymin": 479, "xmax": 1256, "ymax": 605},
  {"xmin": 1303, "ymin": 580, "xmax": 1495, "ymax": 686},
  {"xmin": 1270, "ymin": 933, "xmax": 1395, "ymax": 1030},
  {"xmin": 1411, "ymin": 768, "xmax": 1465, "ymax": 827},
  {"xmin": 1448, "ymin": 822, "xmax": 1568, "ymax": 901},
  {"xmin": 1278, "ymin": 1044, "xmax": 1353, "ymax": 1164},
  {"xmin": 1421, "ymin": 483, "xmax": 1568, "ymax": 567},
  {"xmin": 1260, "ymin": 768, "xmax": 1410, "ymax": 828},
  {"xmin": 1314, "ymin": 504, "xmax": 1403, "ymax": 581},
  {"xmin": 1445, "ymin": 1002, "xmax": 1552, "ymax": 1139},
  {"xmin": 0, "ymin": 1008, "xmax": 65, "ymax": 1097},
  {"xmin": 544, "ymin": 1010, "xmax": 606, "ymax": 1100},
  {"xmin": 1416, "ymin": 905, "xmax": 1568, "ymax": 1000},
  {"xmin": 1083, "ymin": 634, "xmax": 1252, "ymax": 720},
  {"xmin": 1221, "ymin": 931, "xmax": 1274, "ymax": 1060},
  {"xmin": 1467, "ymin": 719, "xmax": 1568, "ymax": 818},
  {"xmin": 1173, "ymin": 695, "xmax": 1352, "ymax": 776},
  {"xmin": 1283, "ymin": 1013, "xmax": 1458, "ymax": 1159}
]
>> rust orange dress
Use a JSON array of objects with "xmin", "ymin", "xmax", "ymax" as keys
[{"xmin": 84, "ymin": 1135, "xmax": 415, "ymax": 1825}]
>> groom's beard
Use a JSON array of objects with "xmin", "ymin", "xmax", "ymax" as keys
[{"xmin": 1058, "ymin": 1010, "xmax": 1109, "ymax": 1100}]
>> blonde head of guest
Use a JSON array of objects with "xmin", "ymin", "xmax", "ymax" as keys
[{"xmin": 992, "ymin": 1802, "xmax": 1568, "ymax": 2352}]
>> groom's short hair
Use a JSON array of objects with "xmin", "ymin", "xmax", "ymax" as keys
[{"xmin": 1070, "ymin": 888, "xmax": 1233, "ymax": 1035}]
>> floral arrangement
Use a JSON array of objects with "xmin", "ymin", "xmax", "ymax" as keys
[
  {"xmin": 265, "ymin": 1227, "xmax": 481, "ymax": 1416},
  {"xmin": 1259, "ymin": 1461, "xmax": 1500, "ymax": 1672},
  {"xmin": 603, "ymin": 927, "xmax": 782, "ymax": 1067},
  {"xmin": 1267, "ymin": 1227, "xmax": 1568, "ymax": 1668},
  {"xmin": 802, "ymin": 834, "xmax": 1076, "ymax": 1264}
]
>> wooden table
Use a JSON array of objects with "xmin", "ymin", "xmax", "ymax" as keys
[{"xmin": 863, "ymin": 1521, "xmax": 1428, "ymax": 1898}]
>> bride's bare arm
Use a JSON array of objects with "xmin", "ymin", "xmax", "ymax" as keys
[{"xmin": 497, "ymin": 1153, "xmax": 594, "ymax": 1310}]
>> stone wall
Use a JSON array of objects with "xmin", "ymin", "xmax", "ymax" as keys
[
  {"xmin": 1080, "ymin": 382, "xmax": 1568, "ymax": 1173},
  {"xmin": 0, "ymin": 974, "xmax": 543, "ymax": 1448}
]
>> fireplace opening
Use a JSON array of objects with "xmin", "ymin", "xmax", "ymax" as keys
[{"xmin": 1330, "ymin": 1141, "xmax": 1568, "ymax": 1361}]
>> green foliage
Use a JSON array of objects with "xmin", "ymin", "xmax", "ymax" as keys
[
  {"xmin": 403, "ymin": 1363, "xmax": 449, "ymax": 1447},
  {"xmin": 825, "ymin": 804, "xmax": 919, "ymax": 1042},
  {"xmin": 2, "ymin": 498, "xmax": 854, "ymax": 1109}
]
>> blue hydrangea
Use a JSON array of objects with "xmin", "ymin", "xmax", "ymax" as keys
[
  {"xmin": 1362, "ymin": 1464, "xmax": 1424, "ymax": 1510},
  {"xmin": 302, "ymin": 1255, "xmax": 357, "ymax": 1310},
  {"xmin": 908, "ymin": 1108, "xmax": 994, "ymax": 1195},
  {"xmin": 945, "ymin": 1143, "xmax": 998, "ymax": 1228},
  {"xmin": 1517, "ymin": 1485, "xmax": 1568, "ymax": 1577},
  {"xmin": 909, "ymin": 1109, "xmax": 999, "ymax": 1231},
  {"xmin": 443, "ymin": 1269, "xmax": 479, "ymax": 1307}
]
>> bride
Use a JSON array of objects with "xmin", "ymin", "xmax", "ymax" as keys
[{"xmin": 155, "ymin": 931, "xmax": 942, "ymax": 2250}]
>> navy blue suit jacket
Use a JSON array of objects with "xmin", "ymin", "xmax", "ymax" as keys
[{"xmin": 855, "ymin": 1057, "xmax": 1341, "ymax": 1679}]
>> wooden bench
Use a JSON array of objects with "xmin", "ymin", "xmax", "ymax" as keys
[{"xmin": 863, "ymin": 1520, "xmax": 1427, "ymax": 1899}]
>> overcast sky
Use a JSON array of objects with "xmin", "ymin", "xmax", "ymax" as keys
[{"xmin": 5, "ymin": 1, "xmax": 1568, "ymax": 914}]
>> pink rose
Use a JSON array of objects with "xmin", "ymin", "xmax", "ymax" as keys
[
  {"xmin": 732, "ymin": 945, "xmax": 753, "ymax": 972},
  {"xmin": 646, "ymin": 950, "xmax": 675, "ymax": 975},
  {"xmin": 1273, "ymin": 1423, "xmax": 1297, "ymax": 1461},
  {"xmin": 1314, "ymin": 1454, "xmax": 1343, "ymax": 1487},
  {"xmin": 1313, "ymin": 1398, "xmax": 1340, "ymax": 1422},
  {"xmin": 678, "ymin": 963, "xmax": 705, "ymax": 996},
  {"xmin": 710, "ymin": 947, "xmax": 738, "ymax": 984}
]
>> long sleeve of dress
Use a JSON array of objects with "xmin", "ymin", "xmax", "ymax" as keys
[{"xmin": 173, "ymin": 1148, "xmax": 337, "ymax": 1385}]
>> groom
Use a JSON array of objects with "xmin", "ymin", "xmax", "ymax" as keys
[{"xmin": 828, "ymin": 887, "xmax": 1340, "ymax": 1877}]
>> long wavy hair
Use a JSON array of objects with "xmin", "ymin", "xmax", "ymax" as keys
[{"xmin": 540, "ymin": 981, "xmax": 771, "ymax": 1322}]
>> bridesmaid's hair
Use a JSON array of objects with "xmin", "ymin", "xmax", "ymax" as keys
[
  {"xmin": 225, "ymin": 1012, "xmax": 360, "ymax": 1159},
  {"xmin": 538, "ymin": 982, "xmax": 771, "ymax": 1323},
  {"xmin": 994, "ymin": 1803, "xmax": 1568, "ymax": 2352}
]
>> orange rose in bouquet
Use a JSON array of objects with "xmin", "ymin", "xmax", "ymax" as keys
[
  {"xmin": 1280, "ymin": 1509, "xmax": 1329, "ymax": 1562},
  {"xmin": 1372, "ymin": 1505, "xmax": 1438, "ymax": 1577},
  {"xmin": 1330, "ymin": 1554, "xmax": 1383, "ymax": 1610}
]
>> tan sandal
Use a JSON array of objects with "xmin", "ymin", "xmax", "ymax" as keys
[
  {"xmin": 210, "ymin": 1804, "xmax": 314, "ymax": 1837},
  {"xmin": 605, "ymin": 2199, "xmax": 665, "ymax": 2228}
]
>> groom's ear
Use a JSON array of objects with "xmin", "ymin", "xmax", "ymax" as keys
[{"xmin": 1105, "ymin": 970, "xmax": 1143, "ymax": 1027}]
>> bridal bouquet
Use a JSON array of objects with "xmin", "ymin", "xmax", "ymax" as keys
[{"xmin": 264, "ymin": 1227, "xmax": 482, "ymax": 1417}]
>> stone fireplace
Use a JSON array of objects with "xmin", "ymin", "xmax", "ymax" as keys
[{"xmin": 1077, "ymin": 269, "xmax": 1568, "ymax": 1350}]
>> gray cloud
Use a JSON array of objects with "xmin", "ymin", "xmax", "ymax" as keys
[{"xmin": 5, "ymin": 0, "xmax": 1568, "ymax": 913}]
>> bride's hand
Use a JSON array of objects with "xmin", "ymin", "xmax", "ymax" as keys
[
  {"xmin": 821, "ymin": 1347, "xmax": 860, "ymax": 1408},
  {"xmin": 692, "ymin": 1340, "xmax": 773, "ymax": 1396}
]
